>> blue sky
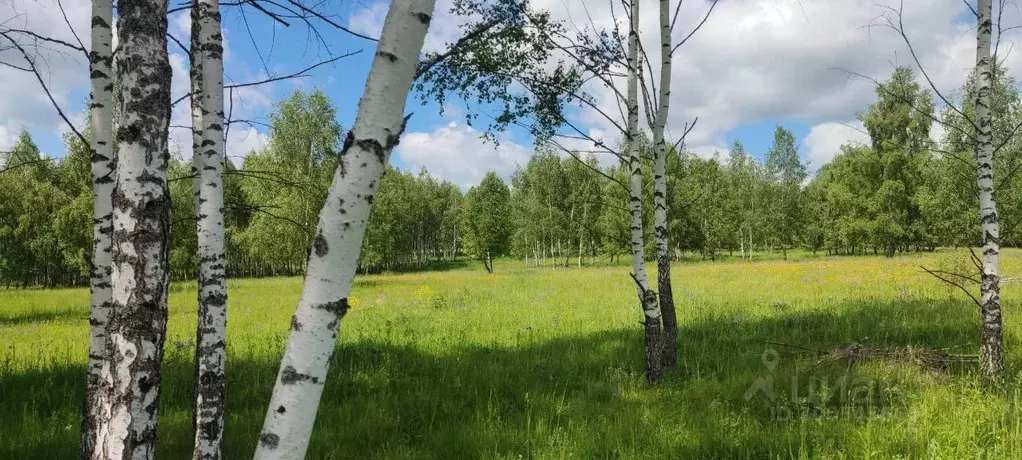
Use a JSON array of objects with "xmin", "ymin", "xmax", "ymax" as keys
[{"xmin": 0, "ymin": 0, "xmax": 1008, "ymax": 189}]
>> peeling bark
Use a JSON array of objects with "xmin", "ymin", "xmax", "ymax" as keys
[
  {"xmin": 974, "ymin": 0, "xmax": 1004, "ymax": 380},
  {"xmin": 94, "ymin": 0, "xmax": 173, "ymax": 458},
  {"xmin": 626, "ymin": 0, "xmax": 662, "ymax": 383},
  {"xmin": 252, "ymin": 0, "xmax": 435, "ymax": 457},
  {"xmin": 82, "ymin": 0, "xmax": 115, "ymax": 457},
  {"xmin": 191, "ymin": 0, "xmax": 228, "ymax": 458}
]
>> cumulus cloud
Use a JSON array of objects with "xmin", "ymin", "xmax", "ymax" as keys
[
  {"xmin": 394, "ymin": 122, "xmax": 532, "ymax": 189},
  {"xmin": 0, "ymin": 123, "xmax": 20, "ymax": 152},
  {"xmin": 351, "ymin": 0, "xmax": 1016, "ymax": 175},
  {"xmin": 2, "ymin": 2, "xmax": 276, "ymax": 163},
  {"xmin": 803, "ymin": 120, "xmax": 871, "ymax": 173},
  {"xmin": 348, "ymin": 0, "xmax": 470, "ymax": 54},
  {"xmin": 0, "ymin": 0, "xmax": 90, "ymax": 138}
]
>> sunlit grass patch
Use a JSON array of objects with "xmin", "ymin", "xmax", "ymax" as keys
[{"xmin": 2, "ymin": 249, "xmax": 1022, "ymax": 458}]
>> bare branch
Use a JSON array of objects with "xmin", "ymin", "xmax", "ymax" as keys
[
  {"xmin": 964, "ymin": 0, "xmax": 980, "ymax": 18},
  {"xmin": 281, "ymin": 0, "xmax": 379, "ymax": 42},
  {"xmin": 878, "ymin": 1, "xmax": 975, "ymax": 130},
  {"xmin": 0, "ymin": 157, "xmax": 55, "ymax": 174},
  {"xmin": 245, "ymin": 0, "xmax": 292, "ymax": 27},
  {"xmin": 671, "ymin": 0, "xmax": 719, "ymax": 54},
  {"xmin": 837, "ymin": 67, "xmax": 977, "ymax": 143},
  {"xmin": 921, "ymin": 265, "xmax": 982, "ymax": 308},
  {"xmin": 670, "ymin": 0, "xmax": 685, "ymax": 32},
  {"xmin": 56, "ymin": 0, "xmax": 85, "ymax": 53},
  {"xmin": 0, "ymin": 31, "xmax": 88, "ymax": 147},
  {"xmin": 0, "ymin": 28, "xmax": 86, "ymax": 55},
  {"xmin": 171, "ymin": 50, "xmax": 361, "ymax": 107},
  {"xmin": 671, "ymin": 117, "xmax": 698, "ymax": 153}
]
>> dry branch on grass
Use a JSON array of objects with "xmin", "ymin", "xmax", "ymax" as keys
[
  {"xmin": 818, "ymin": 344, "xmax": 978, "ymax": 372},
  {"xmin": 768, "ymin": 341, "xmax": 978, "ymax": 373}
]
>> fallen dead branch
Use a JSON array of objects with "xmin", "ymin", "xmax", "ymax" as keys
[
  {"xmin": 819, "ymin": 343, "xmax": 978, "ymax": 372},
  {"xmin": 765, "ymin": 341, "xmax": 978, "ymax": 373}
]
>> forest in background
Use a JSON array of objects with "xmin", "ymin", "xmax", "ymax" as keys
[{"xmin": 2, "ymin": 65, "xmax": 1021, "ymax": 287}]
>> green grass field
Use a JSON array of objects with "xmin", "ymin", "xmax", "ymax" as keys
[{"xmin": 2, "ymin": 250, "xmax": 1022, "ymax": 459}]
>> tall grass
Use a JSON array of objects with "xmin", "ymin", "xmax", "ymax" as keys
[{"xmin": 2, "ymin": 249, "xmax": 1021, "ymax": 458}]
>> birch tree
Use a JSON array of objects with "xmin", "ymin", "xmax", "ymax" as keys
[
  {"xmin": 191, "ymin": 0, "xmax": 228, "ymax": 456},
  {"xmin": 82, "ymin": 0, "xmax": 115, "ymax": 456},
  {"xmin": 95, "ymin": 0, "xmax": 173, "ymax": 457},
  {"xmin": 649, "ymin": 0, "xmax": 678, "ymax": 369},
  {"xmin": 623, "ymin": 0, "xmax": 664, "ymax": 382},
  {"xmin": 973, "ymin": 0, "xmax": 1003, "ymax": 378},
  {"xmin": 868, "ymin": 0, "xmax": 1015, "ymax": 379},
  {"xmin": 252, "ymin": 0, "xmax": 435, "ymax": 456}
]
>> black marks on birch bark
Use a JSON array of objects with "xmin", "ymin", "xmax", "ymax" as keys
[
  {"xmin": 313, "ymin": 298, "xmax": 350, "ymax": 318},
  {"xmin": 313, "ymin": 230, "xmax": 329, "ymax": 257},
  {"xmin": 281, "ymin": 365, "xmax": 320, "ymax": 384},
  {"xmin": 260, "ymin": 432, "xmax": 280, "ymax": 449}
]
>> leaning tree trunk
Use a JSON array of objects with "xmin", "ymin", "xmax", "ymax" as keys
[
  {"xmin": 974, "ymin": 0, "xmax": 1004, "ymax": 380},
  {"xmin": 625, "ymin": 0, "xmax": 662, "ymax": 383},
  {"xmin": 252, "ymin": 0, "xmax": 435, "ymax": 457},
  {"xmin": 94, "ymin": 0, "xmax": 173, "ymax": 458},
  {"xmin": 652, "ymin": 0, "xmax": 678, "ymax": 370},
  {"xmin": 191, "ymin": 0, "xmax": 228, "ymax": 457},
  {"xmin": 82, "ymin": 0, "xmax": 115, "ymax": 456}
]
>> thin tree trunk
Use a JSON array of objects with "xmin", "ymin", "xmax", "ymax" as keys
[
  {"xmin": 252, "ymin": 0, "xmax": 434, "ymax": 456},
  {"xmin": 82, "ymin": 0, "xmax": 115, "ymax": 455},
  {"xmin": 626, "ymin": 0, "xmax": 662, "ymax": 383},
  {"xmin": 96, "ymin": 0, "xmax": 173, "ymax": 457},
  {"xmin": 191, "ymin": 0, "xmax": 228, "ymax": 457},
  {"xmin": 652, "ymin": 0, "xmax": 677, "ymax": 370},
  {"xmin": 739, "ymin": 229, "xmax": 745, "ymax": 260},
  {"xmin": 974, "ymin": 0, "xmax": 1004, "ymax": 380}
]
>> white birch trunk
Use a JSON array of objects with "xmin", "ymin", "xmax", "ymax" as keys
[
  {"xmin": 739, "ymin": 229, "xmax": 745, "ymax": 260},
  {"xmin": 626, "ymin": 0, "xmax": 662, "ymax": 382},
  {"xmin": 652, "ymin": 0, "xmax": 677, "ymax": 370},
  {"xmin": 192, "ymin": 0, "xmax": 228, "ymax": 457},
  {"xmin": 83, "ymin": 0, "xmax": 115, "ymax": 456},
  {"xmin": 252, "ymin": 0, "xmax": 435, "ymax": 457},
  {"xmin": 974, "ymin": 0, "xmax": 1004, "ymax": 379},
  {"xmin": 97, "ymin": 0, "xmax": 173, "ymax": 458}
]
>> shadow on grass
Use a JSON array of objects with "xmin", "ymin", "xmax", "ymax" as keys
[
  {"xmin": 364, "ymin": 259, "xmax": 472, "ymax": 276},
  {"xmin": 0, "ymin": 309, "xmax": 86, "ymax": 326},
  {"xmin": 2, "ymin": 298, "xmax": 1016, "ymax": 459}
]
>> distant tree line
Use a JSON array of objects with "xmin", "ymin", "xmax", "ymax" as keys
[{"xmin": 3, "ymin": 65, "xmax": 1020, "ymax": 287}]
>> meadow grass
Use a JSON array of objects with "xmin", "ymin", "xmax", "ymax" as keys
[{"xmin": 2, "ymin": 249, "xmax": 1022, "ymax": 458}]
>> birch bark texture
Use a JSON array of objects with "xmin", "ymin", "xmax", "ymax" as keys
[
  {"xmin": 191, "ymin": 0, "xmax": 228, "ymax": 457},
  {"xmin": 252, "ymin": 0, "xmax": 436, "ymax": 457},
  {"xmin": 652, "ymin": 0, "xmax": 678, "ymax": 370},
  {"xmin": 973, "ymin": 0, "xmax": 1004, "ymax": 379},
  {"xmin": 82, "ymin": 0, "xmax": 116, "ymax": 456},
  {"xmin": 96, "ymin": 0, "xmax": 173, "ymax": 457},
  {"xmin": 626, "ymin": 0, "xmax": 663, "ymax": 382}
]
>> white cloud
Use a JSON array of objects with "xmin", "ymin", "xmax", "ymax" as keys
[
  {"xmin": 803, "ymin": 120, "xmax": 871, "ymax": 173},
  {"xmin": 0, "ymin": 123, "xmax": 19, "ymax": 152},
  {"xmin": 687, "ymin": 143, "xmax": 729, "ymax": 160},
  {"xmin": 0, "ymin": 0, "xmax": 91, "ymax": 139},
  {"xmin": 347, "ymin": 0, "xmax": 466, "ymax": 54},
  {"xmin": 930, "ymin": 120, "xmax": 949, "ymax": 144},
  {"xmin": 394, "ymin": 121, "xmax": 532, "ymax": 189},
  {"xmin": 225, "ymin": 126, "xmax": 270, "ymax": 163},
  {"xmin": 350, "ymin": 0, "xmax": 1018, "ymax": 173}
]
